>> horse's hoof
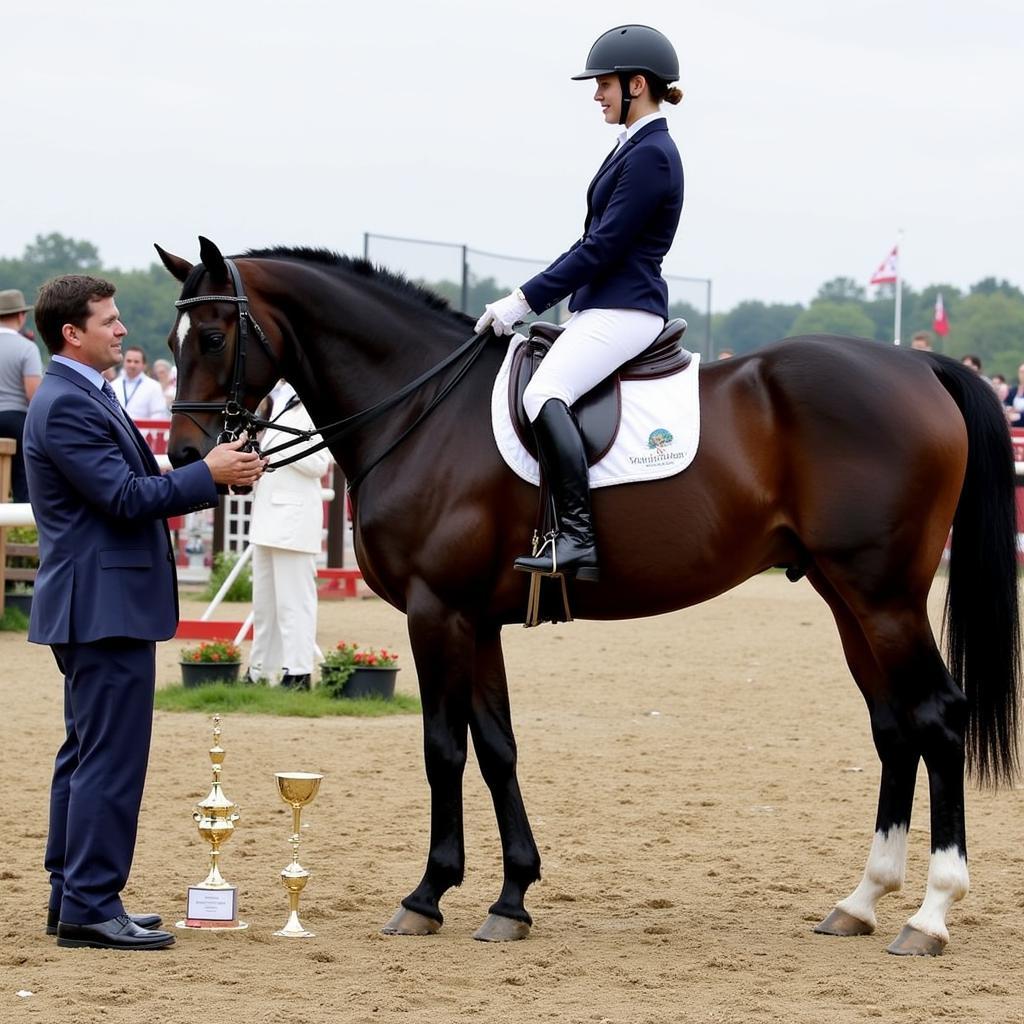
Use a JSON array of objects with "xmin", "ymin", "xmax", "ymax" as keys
[
  {"xmin": 472, "ymin": 913, "xmax": 531, "ymax": 942},
  {"xmin": 813, "ymin": 907, "xmax": 875, "ymax": 937},
  {"xmin": 886, "ymin": 924, "xmax": 945, "ymax": 956},
  {"xmin": 380, "ymin": 907, "xmax": 441, "ymax": 936}
]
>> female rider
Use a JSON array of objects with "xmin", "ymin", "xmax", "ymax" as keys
[{"xmin": 475, "ymin": 24, "xmax": 684, "ymax": 582}]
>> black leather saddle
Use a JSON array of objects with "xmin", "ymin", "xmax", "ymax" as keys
[{"xmin": 509, "ymin": 318, "xmax": 691, "ymax": 465}]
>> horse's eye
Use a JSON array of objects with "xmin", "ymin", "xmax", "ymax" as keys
[{"xmin": 199, "ymin": 329, "xmax": 226, "ymax": 353}]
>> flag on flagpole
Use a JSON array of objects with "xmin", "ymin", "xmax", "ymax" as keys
[
  {"xmin": 933, "ymin": 293, "xmax": 950, "ymax": 336},
  {"xmin": 870, "ymin": 245, "xmax": 899, "ymax": 285}
]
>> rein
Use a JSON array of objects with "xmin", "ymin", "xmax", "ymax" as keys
[{"xmin": 172, "ymin": 258, "xmax": 491, "ymax": 488}]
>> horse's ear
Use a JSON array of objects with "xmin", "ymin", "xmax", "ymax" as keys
[
  {"xmin": 198, "ymin": 236, "xmax": 228, "ymax": 285},
  {"xmin": 154, "ymin": 243, "xmax": 193, "ymax": 283}
]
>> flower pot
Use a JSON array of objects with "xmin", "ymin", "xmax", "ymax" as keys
[
  {"xmin": 180, "ymin": 661, "xmax": 242, "ymax": 688},
  {"xmin": 338, "ymin": 666, "xmax": 399, "ymax": 700}
]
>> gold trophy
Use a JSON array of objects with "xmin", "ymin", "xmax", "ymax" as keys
[
  {"xmin": 177, "ymin": 715, "xmax": 248, "ymax": 930},
  {"xmin": 273, "ymin": 772, "xmax": 324, "ymax": 938}
]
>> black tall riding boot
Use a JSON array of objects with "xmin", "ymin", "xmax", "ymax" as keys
[{"xmin": 514, "ymin": 399, "xmax": 599, "ymax": 581}]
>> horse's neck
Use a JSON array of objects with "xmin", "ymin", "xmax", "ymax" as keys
[{"xmin": 282, "ymin": 289, "xmax": 477, "ymax": 481}]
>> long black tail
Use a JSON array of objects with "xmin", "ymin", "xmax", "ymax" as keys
[{"xmin": 928, "ymin": 354, "xmax": 1021, "ymax": 785}]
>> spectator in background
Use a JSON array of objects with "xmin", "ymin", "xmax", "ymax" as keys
[
  {"xmin": 1005, "ymin": 364, "xmax": 1024, "ymax": 426},
  {"xmin": 245, "ymin": 381, "xmax": 332, "ymax": 689},
  {"xmin": 115, "ymin": 346, "xmax": 169, "ymax": 421},
  {"xmin": 961, "ymin": 354, "xmax": 983, "ymax": 374},
  {"xmin": 0, "ymin": 288, "xmax": 43, "ymax": 501},
  {"xmin": 991, "ymin": 373, "xmax": 1010, "ymax": 403},
  {"xmin": 910, "ymin": 331, "xmax": 933, "ymax": 351},
  {"xmin": 152, "ymin": 358, "xmax": 176, "ymax": 410},
  {"xmin": 717, "ymin": 348, "xmax": 734, "ymax": 359}
]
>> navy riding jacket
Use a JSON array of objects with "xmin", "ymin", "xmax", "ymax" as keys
[{"xmin": 521, "ymin": 117, "xmax": 683, "ymax": 319}]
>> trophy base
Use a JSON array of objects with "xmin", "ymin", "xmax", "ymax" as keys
[
  {"xmin": 273, "ymin": 926, "xmax": 315, "ymax": 938},
  {"xmin": 176, "ymin": 919, "xmax": 250, "ymax": 931},
  {"xmin": 179, "ymin": 884, "xmax": 244, "ymax": 930}
]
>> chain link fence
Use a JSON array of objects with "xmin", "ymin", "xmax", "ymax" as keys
[{"xmin": 364, "ymin": 233, "xmax": 712, "ymax": 356}]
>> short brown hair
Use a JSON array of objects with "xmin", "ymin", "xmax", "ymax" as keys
[{"xmin": 34, "ymin": 275, "xmax": 116, "ymax": 355}]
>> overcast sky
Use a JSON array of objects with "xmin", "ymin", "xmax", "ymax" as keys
[{"xmin": 6, "ymin": 0, "xmax": 1022, "ymax": 311}]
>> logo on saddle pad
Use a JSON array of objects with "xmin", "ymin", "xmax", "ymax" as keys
[{"xmin": 627, "ymin": 426, "xmax": 688, "ymax": 467}]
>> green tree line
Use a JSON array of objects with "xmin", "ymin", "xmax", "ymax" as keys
[
  {"xmin": 5, "ymin": 234, "xmax": 1023, "ymax": 378},
  {"xmin": 0, "ymin": 233, "xmax": 179, "ymax": 366}
]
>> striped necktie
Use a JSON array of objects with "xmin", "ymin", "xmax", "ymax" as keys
[{"xmin": 100, "ymin": 380, "xmax": 127, "ymax": 419}]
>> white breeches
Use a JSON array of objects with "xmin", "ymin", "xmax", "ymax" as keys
[
  {"xmin": 522, "ymin": 307, "xmax": 665, "ymax": 422},
  {"xmin": 249, "ymin": 545, "xmax": 319, "ymax": 680}
]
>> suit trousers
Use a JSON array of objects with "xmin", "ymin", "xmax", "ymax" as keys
[
  {"xmin": 522, "ymin": 307, "xmax": 665, "ymax": 421},
  {"xmin": 249, "ymin": 545, "xmax": 319, "ymax": 679},
  {"xmin": 45, "ymin": 638, "xmax": 156, "ymax": 924},
  {"xmin": 0, "ymin": 409, "xmax": 29, "ymax": 503}
]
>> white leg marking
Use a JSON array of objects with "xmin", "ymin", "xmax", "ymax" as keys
[
  {"xmin": 906, "ymin": 846, "xmax": 969, "ymax": 943},
  {"xmin": 835, "ymin": 825, "xmax": 908, "ymax": 929},
  {"xmin": 176, "ymin": 312, "xmax": 191, "ymax": 356}
]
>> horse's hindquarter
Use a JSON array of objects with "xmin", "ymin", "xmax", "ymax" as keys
[{"xmin": 755, "ymin": 337, "xmax": 967, "ymax": 581}]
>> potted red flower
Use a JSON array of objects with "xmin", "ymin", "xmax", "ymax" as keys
[
  {"xmin": 320, "ymin": 641, "xmax": 399, "ymax": 699},
  {"xmin": 179, "ymin": 639, "xmax": 243, "ymax": 688}
]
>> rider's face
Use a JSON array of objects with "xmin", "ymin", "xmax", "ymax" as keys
[{"xmin": 593, "ymin": 75, "xmax": 622, "ymax": 124}]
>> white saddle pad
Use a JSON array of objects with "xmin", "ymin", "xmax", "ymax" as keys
[{"xmin": 491, "ymin": 335, "xmax": 701, "ymax": 489}]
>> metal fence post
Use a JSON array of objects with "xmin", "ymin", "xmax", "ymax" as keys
[{"xmin": 461, "ymin": 245, "xmax": 469, "ymax": 313}]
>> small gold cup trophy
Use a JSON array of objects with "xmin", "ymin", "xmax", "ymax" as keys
[
  {"xmin": 176, "ymin": 715, "xmax": 248, "ymax": 930},
  {"xmin": 273, "ymin": 772, "xmax": 324, "ymax": 938}
]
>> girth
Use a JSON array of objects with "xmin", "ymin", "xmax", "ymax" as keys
[{"xmin": 509, "ymin": 317, "xmax": 691, "ymax": 465}]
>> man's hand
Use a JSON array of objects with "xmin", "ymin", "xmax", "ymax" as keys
[{"xmin": 203, "ymin": 437, "xmax": 267, "ymax": 487}]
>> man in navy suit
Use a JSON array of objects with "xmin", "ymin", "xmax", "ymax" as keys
[{"xmin": 24, "ymin": 274, "xmax": 266, "ymax": 950}]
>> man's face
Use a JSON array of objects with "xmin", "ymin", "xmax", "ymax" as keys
[
  {"xmin": 67, "ymin": 297, "xmax": 127, "ymax": 372},
  {"xmin": 122, "ymin": 349, "xmax": 145, "ymax": 378}
]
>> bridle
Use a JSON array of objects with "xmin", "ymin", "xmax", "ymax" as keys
[
  {"xmin": 171, "ymin": 258, "xmax": 277, "ymax": 447},
  {"xmin": 170, "ymin": 257, "xmax": 492, "ymax": 488}
]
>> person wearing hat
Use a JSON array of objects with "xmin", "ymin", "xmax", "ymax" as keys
[
  {"xmin": 0, "ymin": 288, "xmax": 43, "ymax": 502},
  {"xmin": 475, "ymin": 25, "xmax": 684, "ymax": 582}
]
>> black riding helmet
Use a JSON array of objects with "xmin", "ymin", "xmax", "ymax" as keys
[{"xmin": 572, "ymin": 25, "xmax": 679, "ymax": 126}]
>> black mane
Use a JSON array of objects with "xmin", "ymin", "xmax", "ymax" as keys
[{"xmin": 241, "ymin": 245, "xmax": 456, "ymax": 315}]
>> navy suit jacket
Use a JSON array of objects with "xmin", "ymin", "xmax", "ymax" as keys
[
  {"xmin": 23, "ymin": 360, "xmax": 218, "ymax": 645},
  {"xmin": 521, "ymin": 118, "xmax": 683, "ymax": 318}
]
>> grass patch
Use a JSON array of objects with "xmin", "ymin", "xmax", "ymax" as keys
[
  {"xmin": 155, "ymin": 682, "xmax": 420, "ymax": 717},
  {"xmin": 0, "ymin": 606, "xmax": 29, "ymax": 631}
]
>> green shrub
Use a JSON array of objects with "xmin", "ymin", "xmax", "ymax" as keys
[
  {"xmin": 0, "ymin": 606, "xmax": 29, "ymax": 631},
  {"xmin": 201, "ymin": 551, "xmax": 252, "ymax": 602}
]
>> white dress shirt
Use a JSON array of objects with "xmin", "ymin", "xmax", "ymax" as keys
[{"xmin": 115, "ymin": 371, "xmax": 170, "ymax": 421}]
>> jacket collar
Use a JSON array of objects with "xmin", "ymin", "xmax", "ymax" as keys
[
  {"xmin": 45, "ymin": 359, "xmax": 155, "ymax": 463},
  {"xmin": 587, "ymin": 116, "xmax": 669, "ymax": 202}
]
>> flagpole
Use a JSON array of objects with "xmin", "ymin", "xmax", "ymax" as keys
[{"xmin": 893, "ymin": 230, "xmax": 903, "ymax": 346}]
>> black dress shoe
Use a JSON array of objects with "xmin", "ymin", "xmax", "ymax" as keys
[
  {"xmin": 46, "ymin": 908, "xmax": 162, "ymax": 936},
  {"xmin": 56, "ymin": 914, "xmax": 175, "ymax": 950},
  {"xmin": 280, "ymin": 672, "xmax": 311, "ymax": 690}
]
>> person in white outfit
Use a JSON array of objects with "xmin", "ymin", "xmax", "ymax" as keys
[
  {"xmin": 115, "ymin": 346, "xmax": 170, "ymax": 421},
  {"xmin": 246, "ymin": 382, "xmax": 332, "ymax": 689}
]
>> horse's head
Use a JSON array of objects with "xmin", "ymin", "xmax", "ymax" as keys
[{"xmin": 156, "ymin": 236, "xmax": 281, "ymax": 467}]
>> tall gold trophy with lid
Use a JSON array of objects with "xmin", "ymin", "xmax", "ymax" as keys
[{"xmin": 176, "ymin": 715, "xmax": 248, "ymax": 930}]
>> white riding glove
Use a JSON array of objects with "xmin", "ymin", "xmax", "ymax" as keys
[{"xmin": 474, "ymin": 289, "xmax": 532, "ymax": 337}]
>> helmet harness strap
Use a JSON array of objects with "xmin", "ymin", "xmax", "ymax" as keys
[{"xmin": 617, "ymin": 71, "xmax": 634, "ymax": 126}]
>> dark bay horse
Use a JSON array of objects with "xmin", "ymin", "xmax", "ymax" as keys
[{"xmin": 158, "ymin": 238, "xmax": 1019, "ymax": 955}]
